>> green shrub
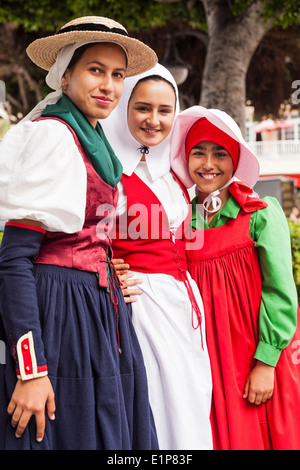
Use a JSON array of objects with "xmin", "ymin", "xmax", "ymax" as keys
[{"xmin": 287, "ymin": 219, "xmax": 300, "ymax": 302}]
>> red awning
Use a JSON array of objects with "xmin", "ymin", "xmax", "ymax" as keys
[
  {"xmin": 260, "ymin": 174, "xmax": 300, "ymax": 187},
  {"xmin": 284, "ymin": 174, "xmax": 300, "ymax": 187},
  {"xmin": 254, "ymin": 118, "xmax": 294, "ymax": 133}
]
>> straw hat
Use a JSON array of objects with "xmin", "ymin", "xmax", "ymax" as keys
[{"xmin": 26, "ymin": 16, "xmax": 158, "ymax": 76}]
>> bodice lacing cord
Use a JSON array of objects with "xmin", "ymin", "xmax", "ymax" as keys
[
  {"xmin": 178, "ymin": 267, "xmax": 204, "ymax": 350},
  {"xmin": 105, "ymin": 259, "xmax": 122, "ymax": 354}
]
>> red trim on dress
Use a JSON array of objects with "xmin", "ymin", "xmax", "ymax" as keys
[
  {"xmin": 15, "ymin": 332, "xmax": 48, "ymax": 380},
  {"xmin": 16, "ymin": 365, "xmax": 48, "ymax": 376},
  {"xmin": 5, "ymin": 222, "xmax": 46, "ymax": 234}
]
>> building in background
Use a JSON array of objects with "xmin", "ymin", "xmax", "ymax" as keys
[{"xmin": 246, "ymin": 105, "xmax": 300, "ymax": 215}]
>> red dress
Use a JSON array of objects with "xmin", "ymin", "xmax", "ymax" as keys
[{"xmin": 187, "ymin": 209, "xmax": 300, "ymax": 450}]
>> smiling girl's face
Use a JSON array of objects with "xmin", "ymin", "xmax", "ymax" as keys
[
  {"xmin": 127, "ymin": 78, "xmax": 176, "ymax": 148},
  {"xmin": 62, "ymin": 43, "xmax": 127, "ymax": 127},
  {"xmin": 188, "ymin": 140, "xmax": 234, "ymax": 203}
]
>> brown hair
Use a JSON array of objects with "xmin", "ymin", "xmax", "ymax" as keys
[
  {"xmin": 67, "ymin": 42, "xmax": 128, "ymax": 71},
  {"xmin": 129, "ymin": 74, "xmax": 177, "ymax": 108}
]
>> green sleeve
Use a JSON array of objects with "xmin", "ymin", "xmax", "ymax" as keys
[{"xmin": 250, "ymin": 197, "xmax": 298, "ymax": 366}]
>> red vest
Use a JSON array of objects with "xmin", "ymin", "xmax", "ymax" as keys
[
  {"xmin": 112, "ymin": 172, "xmax": 189, "ymax": 280},
  {"xmin": 112, "ymin": 172, "xmax": 204, "ymax": 343},
  {"xmin": 34, "ymin": 118, "xmax": 119, "ymax": 289}
]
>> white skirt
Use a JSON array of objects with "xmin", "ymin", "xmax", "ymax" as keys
[{"xmin": 130, "ymin": 270, "xmax": 213, "ymax": 450}]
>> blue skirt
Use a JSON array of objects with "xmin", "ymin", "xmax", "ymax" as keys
[{"xmin": 0, "ymin": 264, "xmax": 158, "ymax": 450}]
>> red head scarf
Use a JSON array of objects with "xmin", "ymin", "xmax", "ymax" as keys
[
  {"xmin": 185, "ymin": 117, "xmax": 268, "ymax": 213},
  {"xmin": 185, "ymin": 117, "xmax": 240, "ymax": 170}
]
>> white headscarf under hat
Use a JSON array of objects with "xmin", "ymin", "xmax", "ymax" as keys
[{"xmin": 100, "ymin": 63, "xmax": 179, "ymax": 181}]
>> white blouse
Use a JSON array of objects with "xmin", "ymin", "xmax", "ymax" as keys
[
  {"xmin": 117, "ymin": 160, "xmax": 189, "ymax": 231},
  {"xmin": 0, "ymin": 119, "xmax": 87, "ymax": 233}
]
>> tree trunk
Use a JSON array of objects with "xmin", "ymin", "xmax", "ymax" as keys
[{"xmin": 200, "ymin": 0, "xmax": 274, "ymax": 134}]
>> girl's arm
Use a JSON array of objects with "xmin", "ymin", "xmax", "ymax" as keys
[
  {"xmin": 250, "ymin": 196, "xmax": 298, "ymax": 367},
  {"xmin": 0, "ymin": 221, "xmax": 55, "ymax": 440},
  {"xmin": 244, "ymin": 197, "xmax": 298, "ymax": 404},
  {"xmin": 0, "ymin": 120, "xmax": 87, "ymax": 440}
]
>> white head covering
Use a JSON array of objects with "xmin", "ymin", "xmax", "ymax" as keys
[
  {"xmin": 21, "ymin": 40, "xmax": 127, "ymax": 122},
  {"xmin": 100, "ymin": 63, "xmax": 179, "ymax": 181},
  {"xmin": 170, "ymin": 106, "xmax": 260, "ymax": 189},
  {"xmin": 170, "ymin": 106, "xmax": 261, "ymax": 220}
]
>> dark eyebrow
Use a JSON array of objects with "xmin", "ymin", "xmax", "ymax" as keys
[
  {"xmin": 86, "ymin": 60, "xmax": 126, "ymax": 72},
  {"xmin": 134, "ymin": 101, "xmax": 174, "ymax": 108}
]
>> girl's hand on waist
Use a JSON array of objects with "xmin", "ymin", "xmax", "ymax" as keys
[{"xmin": 119, "ymin": 271, "xmax": 143, "ymax": 303}]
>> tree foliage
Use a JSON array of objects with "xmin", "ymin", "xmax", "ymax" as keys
[
  {"xmin": 0, "ymin": 0, "xmax": 205, "ymax": 32},
  {"xmin": 261, "ymin": 0, "xmax": 300, "ymax": 29},
  {"xmin": 1, "ymin": 0, "xmax": 300, "ymax": 33},
  {"xmin": 2, "ymin": 0, "xmax": 300, "ymax": 125},
  {"xmin": 160, "ymin": 0, "xmax": 300, "ymax": 30}
]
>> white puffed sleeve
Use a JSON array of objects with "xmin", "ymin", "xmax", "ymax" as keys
[{"xmin": 0, "ymin": 119, "xmax": 87, "ymax": 233}]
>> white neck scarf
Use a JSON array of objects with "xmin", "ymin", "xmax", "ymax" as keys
[{"xmin": 199, "ymin": 176, "xmax": 240, "ymax": 222}]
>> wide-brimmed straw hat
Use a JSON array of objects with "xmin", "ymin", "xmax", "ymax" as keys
[{"xmin": 26, "ymin": 16, "xmax": 158, "ymax": 76}]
